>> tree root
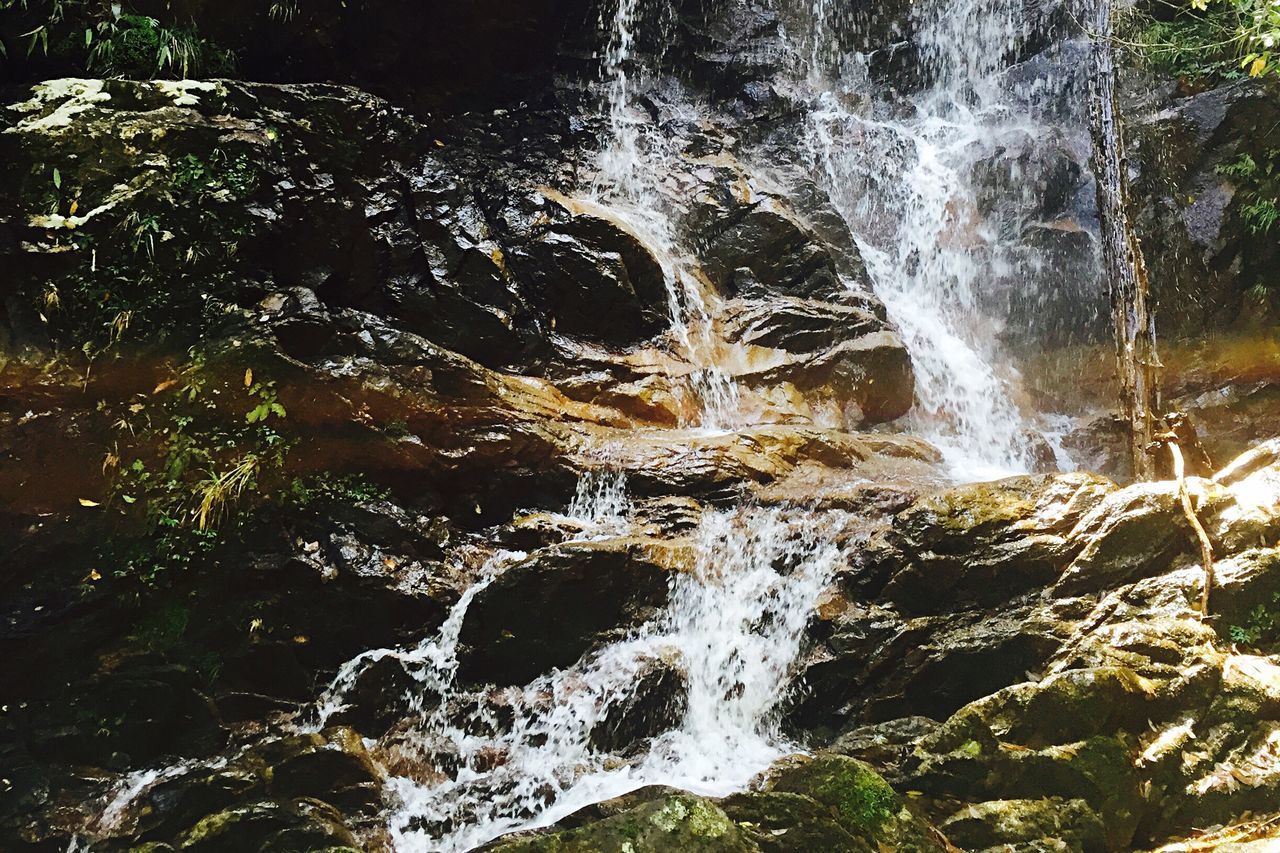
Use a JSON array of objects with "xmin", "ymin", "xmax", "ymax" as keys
[{"xmin": 1168, "ymin": 440, "xmax": 1216, "ymax": 617}]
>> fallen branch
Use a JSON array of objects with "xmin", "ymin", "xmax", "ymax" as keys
[{"xmin": 1168, "ymin": 440, "xmax": 1216, "ymax": 616}]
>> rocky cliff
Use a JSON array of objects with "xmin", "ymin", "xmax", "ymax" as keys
[{"xmin": 1, "ymin": 0, "xmax": 1278, "ymax": 851}]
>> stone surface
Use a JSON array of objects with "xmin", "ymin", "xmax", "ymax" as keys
[{"xmin": 456, "ymin": 538, "xmax": 675, "ymax": 685}]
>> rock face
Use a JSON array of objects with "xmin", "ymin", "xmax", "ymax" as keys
[
  {"xmin": 1130, "ymin": 77, "xmax": 1280, "ymax": 338},
  {"xmin": 783, "ymin": 443, "xmax": 1280, "ymax": 851},
  {"xmin": 488, "ymin": 755, "xmax": 945, "ymax": 852},
  {"xmin": 0, "ymin": 0, "xmax": 1277, "ymax": 850},
  {"xmin": 457, "ymin": 539, "xmax": 674, "ymax": 685}
]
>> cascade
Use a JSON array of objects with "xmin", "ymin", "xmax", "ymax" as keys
[
  {"xmin": 793, "ymin": 0, "xmax": 1088, "ymax": 479},
  {"xmin": 590, "ymin": 0, "xmax": 742, "ymax": 430},
  {"xmin": 314, "ymin": 493, "xmax": 851, "ymax": 852},
  {"xmin": 74, "ymin": 1, "xmax": 1095, "ymax": 849}
]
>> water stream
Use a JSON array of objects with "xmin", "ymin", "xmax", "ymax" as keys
[
  {"xmin": 322, "ymin": 486, "xmax": 851, "ymax": 852},
  {"xmin": 793, "ymin": 0, "xmax": 1080, "ymax": 479},
  {"xmin": 79, "ymin": 0, "xmax": 1097, "ymax": 848}
]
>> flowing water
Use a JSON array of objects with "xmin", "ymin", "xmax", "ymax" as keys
[
  {"xmin": 323, "ymin": 489, "xmax": 851, "ymax": 852},
  {"xmin": 79, "ymin": 0, "xmax": 1099, "ymax": 849},
  {"xmin": 792, "ymin": 0, "xmax": 1085, "ymax": 479}
]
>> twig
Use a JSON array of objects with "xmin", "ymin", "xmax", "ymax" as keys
[{"xmin": 1169, "ymin": 440, "xmax": 1216, "ymax": 616}]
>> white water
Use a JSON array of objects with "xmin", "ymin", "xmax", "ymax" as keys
[
  {"xmin": 311, "ymin": 483, "xmax": 852, "ymax": 851},
  {"xmin": 74, "ymin": 2, "xmax": 1092, "ymax": 850},
  {"xmin": 590, "ymin": 0, "xmax": 742, "ymax": 430},
  {"xmin": 793, "ymin": 0, "xmax": 1079, "ymax": 479}
]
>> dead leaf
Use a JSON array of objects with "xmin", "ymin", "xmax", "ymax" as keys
[
  {"xmin": 244, "ymin": 368, "xmax": 253, "ymax": 388},
  {"xmin": 78, "ymin": 498, "xmax": 100, "ymax": 507}
]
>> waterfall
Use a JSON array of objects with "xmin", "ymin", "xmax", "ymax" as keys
[
  {"xmin": 592, "ymin": 0, "xmax": 742, "ymax": 430},
  {"xmin": 793, "ymin": 0, "xmax": 1085, "ymax": 479},
  {"xmin": 310, "ymin": 497, "xmax": 851, "ymax": 852},
  {"xmin": 74, "ymin": 2, "xmax": 1095, "ymax": 849}
]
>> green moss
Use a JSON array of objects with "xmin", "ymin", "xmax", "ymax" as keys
[
  {"xmin": 826, "ymin": 764, "xmax": 896, "ymax": 831},
  {"xmin": 648, "ymin": 797, "xmax": 732, "ymax": 838}
]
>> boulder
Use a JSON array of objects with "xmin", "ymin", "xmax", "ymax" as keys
[
  {"xmin": 1129, "ymin": 76, "xmax": 1280, "ymax": 338},
  {"xmin": 938, "ymin": 797, "xmax": 1108, "ymax": 852},
  {"xmin": 457, "ymin": 539, "xmax": 675, "ymax": 685},
  {"xmin": 0, "ymin": 79, "xmax": 544, "ymax": 367},
  {"xmin": 488, "ymin": 792, "xmax": 758, "ymax": 851},
  {"xmin": 589, "ymin": 651, "xmax": 688, "ymax": 754},
  {"xmin": 511, "ymin": 192, "xmax": 671, "ymax": 345},
  {"xmin": 96, "ymin": 727, "xmax": 381, "ymax": 848}
]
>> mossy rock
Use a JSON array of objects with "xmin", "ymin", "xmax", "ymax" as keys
[
  {"xmin": 719, "ymin": 790, "xmax": 875, "ymax": 852},
  {"xmin": 939, "ymin": 797, "xmax": 1107, "ymax": 852},
  {"xmin": 488, "ymin": 794, "xmax": 758, "ymax": 852},
  {"xmin": 767, "ymin": 754, "xmax": 943, "ymax": 850},
  {"xmin": 174, "ymin": 797, "xmax": 358, "ymax": 851}
]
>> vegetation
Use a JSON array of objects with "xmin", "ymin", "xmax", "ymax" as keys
[
  {"xmin": 1227, "ymin": 591, "xmax": 1280, "ymax": 648},
  {"xmin": 1218, "ymin": 151, "xmax": 1280, "ymax": 236},
  {"xmin": 38, "ymin": 144, "xmax": 264, "ymax": 351},
  {"xmin": 1, "ymin": 0, "xmax": 233, "ymax": 76},
  {"xmin": 95, "ymin": 354, "xmax": 392, "ymax": 588},
  {"xmin": 1122, "ymin": 0, "xmax": 1280, "ymax": 83},
  {"xmin": 99, "ymin": 356, "xmax": 292, "ymax": 586}
]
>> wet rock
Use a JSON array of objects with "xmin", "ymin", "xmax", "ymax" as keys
[
  {"xmin": 590, "ymin": 651, "xmax": 688, "ymax": 754},
  {"xmin": 173, "ymin": 797, "xmax": 359, "ymax": 852},
  {"xmin": 759, "ymin": 753, "xmax": 946, "ymax": 850},
  {"xmin": 513, "ymin": 192, "xmax": 670, "ymax": 345},
  {"xmin": 1129, "ymin": 76, "xmax": 1280, "ymax": 338},
  {"xmin": 938, "ymin": 797, "xmax": 1107, "ymax": 852},
  {"xmin": 115, "ymin": 727, "xmax": 381, "ymax": 847},
  {"xmin": 457, "ymin": 539, "xmax": 675, "ymax": 685},
  {"xmin": 1052, "ymin": 481, "xmax": 1196, "ymax": 596},
  {"xmin": 699, "ymin": 195, "xmax": 852, "ymax": 301},
  {"xmin": 488, "ymin": 793, "xmax": 757, "ymax": 851},
  {"xmin": 829, "ymin": 717, "xmax": 940, "ymax": 779},
  {"xmin": 594, "ymin": 426, "xmax": 941, "ymax": 503},
  {"xmin": 28, "ymin": 660, "xmax": 224, "ymax": 769},
  {"xmin": 861, "ymin": 473, "xmax": 1114, "ymax": 613},
  {"xmin": 324, "ymin": 654, "xmax": 430, "ymax": 738},
  {"xmin": 719, "ymin": 791, "xmax": 875, "ymax": 851}
]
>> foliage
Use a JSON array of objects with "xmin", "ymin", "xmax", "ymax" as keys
[
  {"xmin": 286, "ymin": 472, "xmax": 392, "ymax": 507},
  {"xmin": 38, "ymin": 145, "xmax": 263, "ymax": 350},
  {"xmin": 1218, "ymin": 151, "xmax": 1280, "ymax": 235},
  {"xmin": 1227, "ymin": 591, "xmax": 1280, "ymax": 647},
  {"xmin": 99, "ymin": 355, "xmax": 291, "ymax": 586},
  {"xmin": 87, "ymin": 10, "xmax": 234, "ymax": 78},
  {"xmin": 1, "ymin": 0, "xmax": 233, "ymax": 77},
  {"xmin": 1122, "ymin": 0, "xmax": 1280, "ymax": 83}
]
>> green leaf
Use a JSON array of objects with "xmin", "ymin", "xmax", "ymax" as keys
[{"xmin": 52, "ymin": 168, "xmax": 61, "ymax": 190}]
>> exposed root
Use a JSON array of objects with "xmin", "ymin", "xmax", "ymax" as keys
[{"xmin": 1168, "ymin": 440, "xmax": 1216, "ymax": 617}]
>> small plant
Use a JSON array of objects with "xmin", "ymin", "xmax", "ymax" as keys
[
  {"xmin": 87, "ymin": 9, "xmax": 234, "ymax": 78},
  {"xmin": 1217, "ymin": 151, "xmax": 1280, "ymax": 234},
  {"xmin": 1227, "ymin": 592, "xmax": 1280, "ymax": 647},
  {"xmin": 100, "ymin": 357, "xmax": 294, "ymax": 585},
  {"xmin": 287, "ymin": 473, "xmax": 391, "ymax": 507},
  {"xmin": 244, "ymin": 376, "xmax": 287, "ymax": 424},
  {"xmin": 268, "ymin": 0, "xmax": 300, "ymax": 22},
  {"xmin": 1121, "ymin": 0, "xmax": 1280, "ymax": 83},
  {"xmin": 193, "ymin": 454, "xmax": 261, "ymax": 531}
]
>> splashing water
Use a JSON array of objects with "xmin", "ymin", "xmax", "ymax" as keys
[
  {"xmin": 564, "ymin": 469, "xmax": 630, "ymax": 536},
  {"xmin": 592, "ymin": 0, "xmax": 742, "ymax": 430},
  {"xmin": 792, "ymin": 0, "xmax": 1084, "ymax": 479},
  {"xmin": 317, "ymin": 502, "xmax": 849, "ymax": 852}
]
